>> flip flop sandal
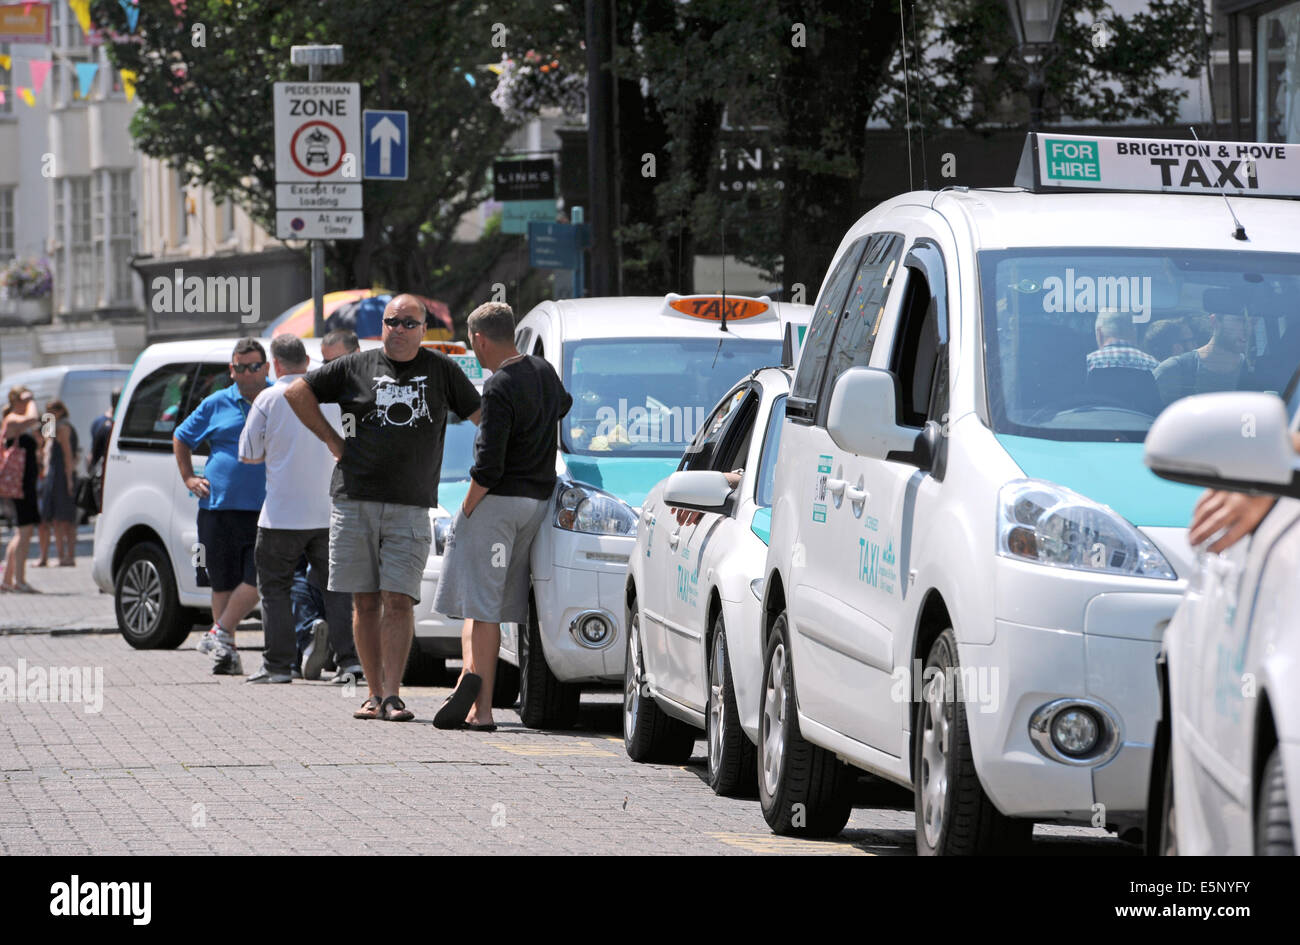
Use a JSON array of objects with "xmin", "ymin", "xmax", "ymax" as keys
[
  {"xmin": 464, "ymin": 722, "xmax": 497, "ymax": 732},
  {"xmin": 353, "ymin": 696, "xmax": 383, "ymax": 720},
  {"xmin": 433, "ymin": 673, "xmax": 482, "ymax": 729},
  {"xmin": 380, "ymin": 695, "xmax": 414, "ymax": 722}
]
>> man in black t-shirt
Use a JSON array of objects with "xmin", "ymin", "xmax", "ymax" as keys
[{"xmin": 286, "ymin": 295, "xmax": 481, "ymax": 722}]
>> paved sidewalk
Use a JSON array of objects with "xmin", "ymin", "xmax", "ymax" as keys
[
  {"xmin": 0, "ymin": 629, "xmax": 1131, "ymax": 855},
  {"xmin": 0, "ymin": 529, "xmax": 117, "ymax": 632}
]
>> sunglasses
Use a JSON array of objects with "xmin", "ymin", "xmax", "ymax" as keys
[
  {"xmin": 231, "ymin": 362, "xmax": 266, "ymax": 374},
  {"xmin": 383, "ymin": 317, "xmax": 424, "ymax": 331}
]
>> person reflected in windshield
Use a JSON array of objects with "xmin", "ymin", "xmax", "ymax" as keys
[
  {"xmin": 1155, "ymin": 292, "xmax": 1255, "ymax": 404},
  {"xmin": 1143, "ymin": 318, "xmax": 1197, "ymax": 364}
]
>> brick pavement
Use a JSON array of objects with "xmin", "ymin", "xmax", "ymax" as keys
[
  {"xmin": 0, "ymin": 627, "xmax": 1132, "ymax": 855},
  {"xmin": 0, "ymin": 528, "xmax": 117, "ymax": 633}
]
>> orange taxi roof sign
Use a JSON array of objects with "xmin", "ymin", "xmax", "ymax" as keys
[
  {"xmin": 665, "ymin": 294, "xmax": 770, "ymax": 321},
  {"xmin": 423, "ymin": 341, "xmax": 468, "ymax": 355}
]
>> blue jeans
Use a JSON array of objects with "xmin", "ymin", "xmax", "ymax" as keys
[{"xmin": 291, "ymin": 558, "xmax": 326, "ymax": 662}]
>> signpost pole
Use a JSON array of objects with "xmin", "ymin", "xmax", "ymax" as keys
[{"xmin": 309, "ymin": 60, "xmax": 325, "ymax": 339}]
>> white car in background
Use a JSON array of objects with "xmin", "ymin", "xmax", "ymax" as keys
[
  {"xmin": 1144, "ymin": 389, "xmax": 1299, "ymax": 855},
  {"xmin": 498, "ymin": 294, "xmax": 811, "ymax": 730},
  {"xmin": 624, "ymin": 367, "xmax": 792, "ymax": 795}
]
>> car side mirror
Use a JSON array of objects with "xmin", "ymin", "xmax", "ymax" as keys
[
  {"xmin": 1144, "ymin": 392, "xmax": 1300, "ymax": 498},
  {"xmin": 663, "ymin": 470, "xmax": 736, "ymax": 515},
  {"xmin": 826, "ymin": 367, "xmax": 926, "ymax": 463}
]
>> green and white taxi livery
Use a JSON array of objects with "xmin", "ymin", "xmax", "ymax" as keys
[
  {"xmin": 624, "ymin": 366, "xmax": 794, "ymax": 795},
  {"xmin": 498, "ymin": 294, "xmax": 810, "ymax": 729},
  {"xmin": 758, "ymin": 133, "xmax": 1300, "ymax": 852}
]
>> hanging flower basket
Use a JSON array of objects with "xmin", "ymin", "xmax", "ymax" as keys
[
  {"xmin": 1, "ymin": 257, "xmax": 53, "ymax": 300},
  {"xmin": 490, "ymin": 52, "xmax": 586, "ymax": 124}
]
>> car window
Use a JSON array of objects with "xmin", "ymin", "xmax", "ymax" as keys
[
  {"xmin": 714, "ymin": 395, "xmax": 759, "ymax": 474},
  {"xmin": 440, "ymin": 410, "xmax": 478, "ymax": 481},
  {"xmin": 819, "ymin": 233, "xmax": 905, "ymax": 423},
  {"xmin": 680, "ymin": 385, "xmax": 750, "ymax": 472},
  {"xmin": 754, "ymin": 395, "xmax": 787, "ymax": 508},
  {"xmin": 789, "ymin": 236, "xmax": 868, "ymax": 413},
  {"xmin": 118, "ymin": 363, "xmax": 200, "ymax": 450},
  {"xmin": 892, "ymin": 246, "xmax": 950, "ymax": 428}
]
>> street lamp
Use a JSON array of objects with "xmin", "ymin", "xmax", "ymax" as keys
[{"xmin": 1005, "ymin": 0, "xmax": 1064, "ymax": 131}]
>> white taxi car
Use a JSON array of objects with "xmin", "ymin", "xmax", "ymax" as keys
[
  {"xmin": 1143, "ymin": 389, "xmax": 1299, "ymax": 855},
  {"xmin": 624, "ymin": 366, "xmax": 793, "ymax": 795},
  {"xmin": 758, "ymin": 133, "xmax": 1300, "ymax": 851},
  {"xmin": 498, "ymin": 294, "xmax": 809, "ymax": 729}
]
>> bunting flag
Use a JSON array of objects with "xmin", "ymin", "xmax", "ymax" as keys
[
  {"xmin": 119, "ymin": 69, "xmax": 137, "ymax": 102},
  {"xmin": 169, "ymin": 0, "xmax": 186, "ymax": 15},
  {"xmin": 69, "ymin": 0, "xmax": 92, "ymax": 36},
  {"xmin": 0, "ymin": 55, "xmax": 11, "ymax": 72},
  {"xmin": 0, "ymin": 90, "xmax": 6, "ymax": 106},
  {"xmin": 75, "ymin": 62, "xmax": 99, "ymax": 99},
  {"xmin": 28, "ymin": 60, "xmax": 51, "ymax": 97},
  {"xmin": 18, "ymin": 87, "xmax": 35, "ymax": 107},
  {"xmin": 120, "ymin": 0, "xmax": 140, "ymax": 32}
]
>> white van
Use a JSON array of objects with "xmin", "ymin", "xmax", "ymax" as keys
[
  {"xmin": 758, "ymin": 133, "xmax": 1300, "ymax": 852},
  {"xmin": 498, "ymin": 295, "xmax": 809, "ymax": 729},
  {"xmin": 0, "ymin": 364, "xmax": 131, "ymax": 459}
]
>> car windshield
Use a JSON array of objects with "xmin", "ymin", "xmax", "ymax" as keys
[
  {"xmin": 979, "ymin": 248, "xmax": 1300, "ymax": 442},
  {"xmin": 440, "ymin": 411, "xmax": 478, "ymax": 481},
  {"xmin": 563, "ymin": 336, "xmax": 782, "ymax": 457}
]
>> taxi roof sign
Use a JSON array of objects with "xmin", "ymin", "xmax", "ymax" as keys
[
  {"xmin": 1014, "ymin": 132, "xmax": 1300, "ymax": 199},
  {"xmin": 664, "ymin": 293, "xmax": 771, "ymax": 321}
]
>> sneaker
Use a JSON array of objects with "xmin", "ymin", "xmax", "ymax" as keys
[
  {"xmin": 212, "ymin": 646, "xmax": 244, "ymax": 676},
  {"xmin": 197, "ymin": 627, "xmax": 234, "ymax": 657},
  {"xmin": 301, "ymin": 619, "xmax": 330, "ymax": 681},
  {"xmin": 331, "ymin": 665, "xmax": 364, "ymax": 685},
  {"xmin": 246, "ymin": 667, "xmax": 292, "ymax": 684},
  {"xmin": 291, "ymin": 666, "xmax": 303, "ymax": 679}
]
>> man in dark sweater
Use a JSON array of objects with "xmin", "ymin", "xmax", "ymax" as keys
[{"xmin": 432, "ymin": 302, "xmax": 572, "ymax": 730}]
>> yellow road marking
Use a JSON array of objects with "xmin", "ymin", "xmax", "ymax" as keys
[
  {"xmin": 487, "ymin": 740, "xmax": 618, "ymax": 757},
  {"xmin": 708, "ymin": 832, "xmax": 873, "ymax": 855}
]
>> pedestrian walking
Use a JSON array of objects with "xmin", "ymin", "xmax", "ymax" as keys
[
  {"xmin": 36, "ymin": 400, "xmax": 79, "ymax": 567},
  {"xmin": 239, "ymin": 334, "xmax": 362, "ymax": 684},
  {"xmin": 1, "ymin": 386, "xmax": 42, "ymax": 594},
  {"xmin": 173, "ymin": 338, "xmax": 270, "ymax": 675},
  {"xmin": 433, "ymin": 302, "xmax": 572, "ymax": 731},
  {"xmin": 286, "ymin": 294, "xmax": 481, "ymax": 721}
]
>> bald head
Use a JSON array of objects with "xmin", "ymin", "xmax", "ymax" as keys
[{"xmin": 381, "ymin": 293, "xmax": 427, "ymax": 362}]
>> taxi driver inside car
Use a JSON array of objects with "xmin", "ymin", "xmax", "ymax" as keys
[{"xmin": 750, "ymin": 131, "xmax": 1300, "ymax": 852}]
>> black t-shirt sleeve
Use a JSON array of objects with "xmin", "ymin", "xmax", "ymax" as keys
[
  {"xmin": 304, "ymin": 353, "xmax": 353, "ymax": 404},
  {"xmin": 445, "ymin": 358, "xmax": 483, "ymax": 419},
  {"xmin": 470, "ymin": 376, "xmax": 512, "ymax": 490}
]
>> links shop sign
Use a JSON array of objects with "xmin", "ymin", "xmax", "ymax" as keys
[{"xmin": 1016, "ymin": 132, "xmax": 1300, "ymax": 197}]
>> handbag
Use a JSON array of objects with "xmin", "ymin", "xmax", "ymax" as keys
[
  {"xmin": 0, "ymin": 437, "xmax": 26, "ymax": 500},
  {"xmin": 75, "ymin": 474, "xmax": 99, "ymax": 514}
]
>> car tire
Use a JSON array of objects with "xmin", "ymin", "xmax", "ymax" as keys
[
  {"xmin": 1153, "ymin": 730, "xmax": 1178, "ymax": 856},
  {"xmin": 492, "ymin": 657, "xmax": 520, "ymax": 708},
  {"xmin": 1256, "ymin": 746, "xmax": 1294, "ymax": 855},
  {"xmin": 914, "ymin": 628, "xmax": 1032, "ymax": 855},
  {"xmin": 115, "ymin": 541, "xmax": 195, "ymax": 650},
  {"xmin": 402, "ymin": 641, "xmax": 445, "ymax": 686},
  {"xmin": 517, "ymin": 600, "xmax": 579, "ymax": 729},
  {"xmin": 622, "ymin": 607, "xmax": 697, "ymax": 764},
  {"xmin": 757, "ymin": 613, "xmax": 854, "ymax": 837},
  {"xmin": 707, "ymin": 615, "xmax": 756, "ymax": 797}
]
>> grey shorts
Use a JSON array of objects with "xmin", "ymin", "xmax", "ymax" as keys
[
  {"xmin": 328, "ymin": 498, "xmax": 432, "ymax": 601},
  {"xmin": 433, "ymin": 494, "xmax": 548, "ymax": 624}
]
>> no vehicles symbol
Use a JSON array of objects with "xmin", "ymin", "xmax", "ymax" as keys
[{"xmin": 291, "ymin": 120, "xmax": 345, "ymax": 178}]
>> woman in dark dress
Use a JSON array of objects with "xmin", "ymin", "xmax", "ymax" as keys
[
  {"xmin": 2, "ymin": 386, "xmax": 42, "ymax": 593},
  {"xmin": 37, "ymin": 399, "xmax": 79, "ymax": 567}
]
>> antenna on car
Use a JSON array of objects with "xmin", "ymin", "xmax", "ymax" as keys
[
  {"xmin": 899, "ymin": 0, "xmax": 914, "ymax": 191},
  {"xmin": 911, "ymin": 1, "xmax": 929, "ymax": 191},
  {"xmin": 713, "ymin": 221, "xmax": 727, "ymax": 368},
  {"xmin": 1189, "ymin": 127, "xmax": 1247, "ymax": 242}
]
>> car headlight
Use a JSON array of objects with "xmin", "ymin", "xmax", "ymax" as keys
[
  {"xmin": 996, "ymin": 479, "xmax": 1175, "ymax": 580},
  {"xmin": 433, "ymin": 516, "xmax": 452, "ymax": 555},
  {"xmin": 555, "ymin": 481, "xmax": 637, "ymax": 536}
]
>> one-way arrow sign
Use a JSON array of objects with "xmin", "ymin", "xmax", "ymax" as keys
[{"xmin": 363, "ymin": 109, "xmax": 408, "ymax": 180}]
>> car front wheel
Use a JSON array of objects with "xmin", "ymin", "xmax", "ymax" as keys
[
  {"xmin": 707, "ymin": 615, "xmax": 756, "ymax": 796},
  {"xmin": 623, "ymin": 607, "xmax": 696, "ymax": 764},
  {"xmin": 115, "ymin": 541, "xmax": 195, "ymax": 650}
]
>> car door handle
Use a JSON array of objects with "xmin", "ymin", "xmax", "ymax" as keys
[
  {"xmin": 826, "ymin": 478, "xmax": 847, "ymax": 496},
  {"xmin": 668, "ymin": 531, "xmax": 680, "ymax": 548},
  {"xmin": 846, "ymin": 486, "xmax": 868, "ymax": 504}
]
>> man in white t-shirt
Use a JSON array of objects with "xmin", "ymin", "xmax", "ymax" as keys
[{"xmin": 239, "ymin": 334, "xmax": 360, "ymax": 683}]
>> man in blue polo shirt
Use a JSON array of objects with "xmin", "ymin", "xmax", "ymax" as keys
[{"xmin": 173, "ymin": 338, "xmax": 270, "ymax": 675}]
